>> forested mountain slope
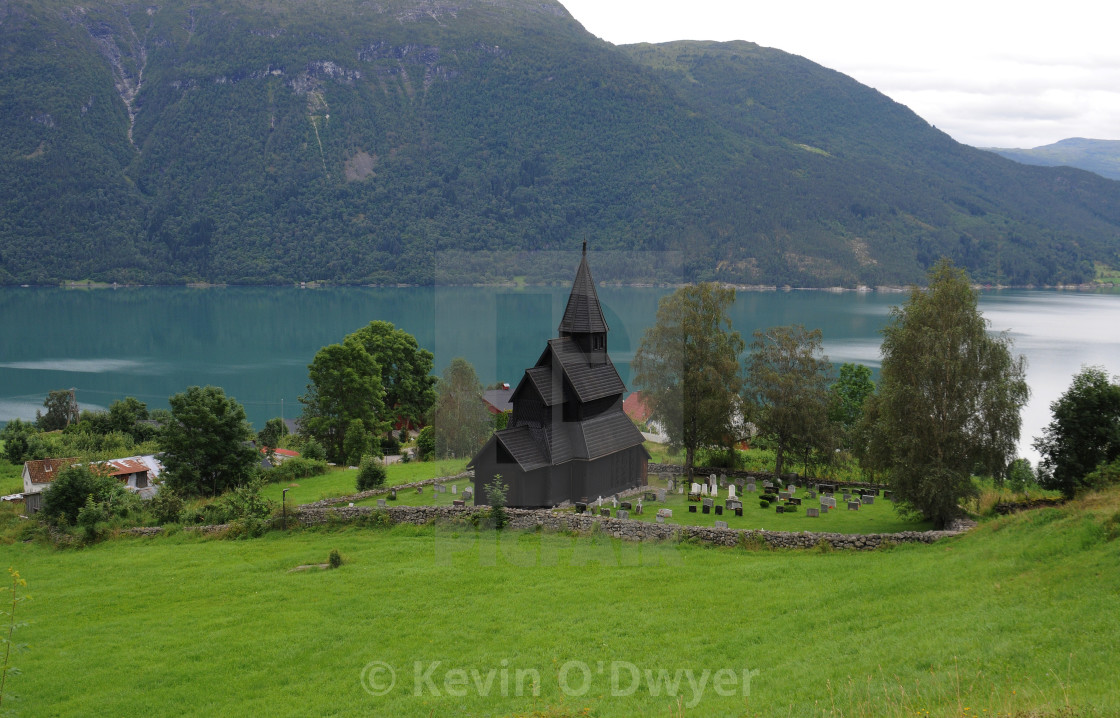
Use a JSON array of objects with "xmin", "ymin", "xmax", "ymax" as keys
[{"xmin": 2, "ymin": 0, "xmax": 1118, "ymax": 285}]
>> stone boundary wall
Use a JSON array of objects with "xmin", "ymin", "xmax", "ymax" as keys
[
  {"xmin": 299, "ymin": 471, "xmax": 474, "ymax": 509},
  {"xmin": 992, "ymin": 497, "xmax": 1065, "ymax": 515},
  {"xmin": 293, "ymin": 505, "xmax": 973, "ymax": 550},
  {"xmin": 647, "ymin": 463, "xmax": 889, "ymax": 493}
]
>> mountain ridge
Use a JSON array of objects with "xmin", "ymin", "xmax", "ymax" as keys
[
  {"xmin": 985, "ymin": 138, "xmax": 1120, "ymax": 182},
  {"xmin": 2, "ymin": 0, "xmax": 1119, "ymax": 286}
]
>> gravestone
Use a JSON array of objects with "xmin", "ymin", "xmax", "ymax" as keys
[
  {"xmin": 701, "ymin": 484, "xmax": 709, "ymax": 496},
  {"xmin": 843, "ymin": 493, "xmax": 852, "ymax": 501},
  {"xmin": 575, "ymin": 503, "xmax": 587, "ymax": 514},
  {"xmin": 667, "ymin": 479, "xmax": 675, "ymax": 492},
  {"xmin": 389, "ymin": 490, "xmax": 397, "ymax": 500},
  {"xmin": 453, "ymin": 499, "xmax": 465, "ymax": 507},
  {"xmin": 848, "ymin": 502, "xmax": 860, "ymax": 511},
  {"xmin": 787, "ymin": 485, "xmax": 797, "ymax": 494},
  {"xmin": 462, "ymin": 489, "xmax": 472, "ymax": 501},
  {"xmin": 734, "ymin": 507, "xmax": 743, "ymax": 517},
  {"xmin": 820, "ymin": 505, "xmax": 829, "ymax": 514},
  {"xmin": 451, "ymin": 484, "xmax": 457, "ymax": 494},
  {"xmin": 702, "ymin": 505, "xmax": 710, "ymax": 514},
  {"xmin": 600, "ymin": 508, "xmax": 611, "ymax": 517},
  {"xmin": 715, "ymin": 505, "xmax": 723, "ymax": 516},
  {"xmin": 618, "ymin": 510, "xmax": 629, "ymax": 519},
  {"xmin": 657, "ymin": 508, "xmax": 673, "ymax": 518},
  {"xmin": 714, "ymin": 520, "xmax": 728, "ymax": 529},
  {"xmin": 807, "ymin": 508, "xmax": 819, "ymax": 517},
  {"xmin": 747, "ymin": 483, "xmax": 757, "ymax": 493},
  {"xmin": 635, "ymin": 502, "xmax": 643, "ymax": 515},
  {"xmin": 808, "ymin": 491, "xmax": 816, "ymax": 499},
  {"xmin": 417, "ymin": 486, "xmax": 423, "ymax": 493},
  {"xmin": 620, "ymin": 501, "xmax": 632, "ymax": 510},
  {"xmin": 656, "ymin": 516, "xmax": 666, "ymax": 524},
  {"xmin": 612, "ymin": 498, "xmax": 619, "ymax": 508},
  {"xmin": 644, "ymin": 491, "xmax": 656, "ymax": 501},
  {"xmin": 883, "ymin": 490, "xmax": 893, "ymax": 501},
  {"xmin": 728, "ymin": 484, "xmax": 737, "ymax": 499},
  {"xmin": 775, "ymin": 505, "xmax": 785, "ymax": 514},
  {"xmin": 779, "ymin": 492, "xmax": 791, "ymax": 501},
  {"xmin": 861, "ymin": 495, "xmax": 874, "ymax": 505},
  {"xmin": 377, "ymin": 499, "xmax": 386, "ymax": 508},
  {"xmin": 702, "ymin": 497, "xmax": 714, "ymax": 508},
  {"xmin": 691, "ymin": 482, "xmax": 703, "ymax": 494},
  {"xmin": 678, "ymin": 487, "xmax": 684, "ymax": 494},
  {"xmin": 789, "ymin": 497, "xmax": 802, "ymax": 506},
  {"xmin": 689, "ymin": 505, "xmax": 697, "ymax": 513},
  {"xmin": 656, "ymin": 489, "xmax": 667, "ymax": 502}
]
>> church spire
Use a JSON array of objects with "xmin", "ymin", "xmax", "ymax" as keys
[{"xmin": 558, "ymin": 244, "xmax": 608, "ymax": 362}]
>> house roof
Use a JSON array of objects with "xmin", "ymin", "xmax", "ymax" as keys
[
  {"xmin": 495, "ymin": 427, "xmax": 551, "ymax": 472},
  {"xmin": 557, "ymin": 244, "xmax": 608, "ymax": 336},
  {"xmin": 100, "ymin": 458, "xmax": 151, "ymax": 477},
  {"xmin": 623, "ymin": 391, "xmax": 653, "ymax": 424},
  {"xmin": 482, "ymin": 387, "xmax": 514, "ymax": 414},
  {"xmin": 23, "ymin": 458, "xmax": 80, "ymax": 484},
  {"xmin": 259, "ymin": 447, "xmax": 301, "ymax": 458}
]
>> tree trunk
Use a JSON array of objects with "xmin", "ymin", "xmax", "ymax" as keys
[
  {"xmin": 774, "ymin": 443, "xmax": 784, "ymax": 478},
  {"xmin": 685, "ymin": 444, "xmax": 695, "ymax": 481}
]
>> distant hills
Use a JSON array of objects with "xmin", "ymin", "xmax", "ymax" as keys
[
  {"xmin": 986, "ymin": 138, "xmax": 1120, "ymax": 182},
  {"xmin": 2, "ymin": 0, "xmax": 1119, "ymax": 286}
]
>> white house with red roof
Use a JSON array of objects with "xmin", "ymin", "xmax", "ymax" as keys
[{"xmin": 21, "ymin": 454, "xmax": 163, "ymax": 514}]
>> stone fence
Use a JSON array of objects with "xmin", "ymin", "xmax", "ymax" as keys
[{"xmin": 293, "ymin": 505, "xmax": 972, "ymax": 550}]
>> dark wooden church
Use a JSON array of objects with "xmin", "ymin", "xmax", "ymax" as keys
[{"xmin": 468, "ymin": 245, "xmax": 650, "ymax": 507}]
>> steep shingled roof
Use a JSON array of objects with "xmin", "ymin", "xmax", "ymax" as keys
[
  {"xmin": 23, "ymin": 458, "xmax": 80, "ymax": 484},
  {"xmin": 557, "ymin": 244, "xmax": 607, "ymax": 336}
]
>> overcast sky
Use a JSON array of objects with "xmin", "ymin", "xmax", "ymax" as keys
[{"xmin": 559, "ymin": 0, "xmax": 1120, "ymax": 149}]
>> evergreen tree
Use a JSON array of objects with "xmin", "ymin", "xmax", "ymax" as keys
[
  {"xmin": 1033, "ymin": 366, "xmax": 1120, "ymax": 497},
  {"xmin": 159, "ymin": 386, "xmax": 258, "ymax": 498}
]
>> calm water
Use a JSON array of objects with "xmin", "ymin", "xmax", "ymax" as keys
[{"xmin": 3, "ymin": 286, "xmax": 1119, "ymax": 462}]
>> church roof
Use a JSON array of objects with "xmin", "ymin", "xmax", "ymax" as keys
[
  {"xmin": 557, "ymin": 245, "xmax": 607, "ymax": 336},
  {"xmin": 492, "ymin": 427, "xmax": 550, "ymax": 472},
  {"xmin": 549, "ymin": 338, "xmax": 624, "ymax": 402}
]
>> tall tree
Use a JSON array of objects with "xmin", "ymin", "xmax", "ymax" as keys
[
  {"xmin": 347, "ymin": 321, "xmax": 436, "ymax": 429},
  {"xmin": 36, "ymin": 389, "xmax": 79, "ymax": 431},
  {"xmin": 433, "ymin": 358, "xmax": 492, "ymax": 460},
  {"xmin": 158, "ymin": 386, "xmax": 257, "ymax": 497},
  {"xmin": 299, "ymin": 338, "xmax": 386, "ymax": 463},
  {"xmin": 1033, "ymin": 366, "xmax": 1120, "ymax": 497},
  {"xmin": 743, "ymin": 325, "xmax": 834, "ymax": 477},
  {"xmin": 871, "ymin": 260, "xmax": 1029, "ymax": 527},
  {"xmin": 632, "ymin": 283, "xmax": 744, "ymax": 479},
  {"xmin": 829, "ymin": 363, "xmax": 876, "ymax": 452},
  {"xmin": 257, "ymin": 417, "xmax": 289, "ymax": 453}
]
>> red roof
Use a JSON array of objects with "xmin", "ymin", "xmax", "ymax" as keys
[
  {"xmin": 623, "ymin": 391, "xmax": 652, "ymax": 424},
  {"xmin": 100, "ymin": 459, "xmax": 150, "ymax": 477},
  {"xmin": 260, "ymin": 447, "xmax": 301, "ymax": 458},
  {"xmin": 23, "ymin": 458, "xmax": 80, "ymax": 484}
]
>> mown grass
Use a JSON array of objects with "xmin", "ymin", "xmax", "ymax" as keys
[
  {"xmin": 260, "ymin": 458, "xmax": 468, "ymax": 506},
  {"xmin": 1, "ymin": 490, "xmax": 1118, "ymax": 716}
]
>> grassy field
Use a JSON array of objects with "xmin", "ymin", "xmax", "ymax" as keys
[
  {"xmin": 1, "ymin": 489, "xmax": 1118, "ymax": 717},
  {"xmin": 260, "ymin": 459, "xmax": 468, "ymax": 506}
]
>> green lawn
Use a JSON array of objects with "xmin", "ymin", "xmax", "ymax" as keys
[
  {"xmin": 1, "ymin": 490, "xmax": 1118, "ymax": 717},
  {"xmin": 261, "ymin": 459, "xmax": 468, "ymax": 506}
]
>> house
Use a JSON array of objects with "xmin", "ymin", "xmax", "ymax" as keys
[
  {"xmin": 482, "ymin": 384, "xmax": 514, "ymax": 415},
  {"xmin": 468, "ymin": 244, "xmax": 650, "ymax": 507},
  {"xmin": 21, "ymin": 455, "xmax": 162, "ymax": 513},
  {"xmin": 22, "ymin": 457, "xmax": 80, "ymax": 514}
]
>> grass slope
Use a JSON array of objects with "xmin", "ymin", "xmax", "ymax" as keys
[{"xmin": 1, "ymin": 491, "xmax": 1118, "ymax": 716}]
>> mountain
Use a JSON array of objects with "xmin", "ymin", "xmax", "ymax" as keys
[
  {"xmin": 986, "ymin": 138, "xmax": 1120, "ymax": 182},
  {"xmin": 2, "ymin": 0, "xmax": 1119, "ymax": 287}
]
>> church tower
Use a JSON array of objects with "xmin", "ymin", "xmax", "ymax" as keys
[{"xmin": 557, "ymin": 242, "xmax": 608, "ymax": 365}]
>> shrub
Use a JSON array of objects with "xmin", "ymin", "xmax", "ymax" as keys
[
  {"xmin": 1084, "ymin": 458, "xmax": 1120, "ymax": 491},
  {"xmin": 212, "ymin": 478, "xmax": 275, "ymax": 523},
  {"xmin": 148, "ymin": 489, "xmax": 185, "ymax": 526},
  {"xmin": 76, "ymin": 495, "xmax": 108, "ymax": 542},
  {"xmin": 356, "ymin": 456, "xmax": 387, "ymax": 491},
  {"xmin": 759, "ymin": 500, "xmax": 770, "ymax": 508},
  {"xmin": 415, "ymin": 426, "xmax": 435, "ymax": 461},
  {"xmin": 485, "ymin": 474, "xmax": 509, "ymax": 530},
  {"xmin": 301, "ymin": 439, "xmax": 327, "ymax": 462},
  {"xmin": 268, "ymin": 457, "xmax": 328, "ymax": 483},
  {"xmin": 40, "ymin": 464, "xmax": 126, "ymax": 525},
  {"xmin": 1007, "ymin": 458, "xmax": 1036, "ymax": 493},
  {"xmin": 329, "ymin": 549, "xmax": 342, "ymax": 568}
]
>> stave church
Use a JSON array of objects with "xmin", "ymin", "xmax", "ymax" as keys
[{"xmin": 468, "ymin": 245, "xmax": 650, "ymax": 507}]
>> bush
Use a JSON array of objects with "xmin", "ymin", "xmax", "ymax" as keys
[
  {"xmin": 1084, "ymin": 459, "xmax": 1120, "ymax": 491},
  {"xmin": 301, "ymin": 439, "xmax": 327, "ymax": 462},
  {"xmin": 485, "ymin": 474, "xmax": 509, "ymax": 530},
  {"xmin": 267, "ymin": 457, "xmax": 328, "ymax": 483},
  {"xmin": 40, "ymin": 464, "xmax": 126, "ymax": 525},
  {"xmin": 759, "ymin": 500, "xmax": 770, "ymax": 508},
  {"xmin": 148, "ymin": 489, "xmax": 185, "ymax": 526},
  {"xmin": 329, "ymin": 549, "xmax": 342, "ymax": 568},
  {"xmin": 76, "ymin": 495, "xmax": 108, "ymax": 542},
  {"xmin": 1006, "ymin": 458, "xmax": 1036, "ymax": 493},
  {"xmin": 356, "ymin": 456, "xmax": 387, "ymax": 491},
  {"xmin": 415, "ymin": 426, "xmax": 435, "ymax": 461}
]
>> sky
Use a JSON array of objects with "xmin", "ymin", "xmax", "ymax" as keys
[{"xmin": 558, "ymin": 0, "xmax": 1120, "ymax": 149}]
